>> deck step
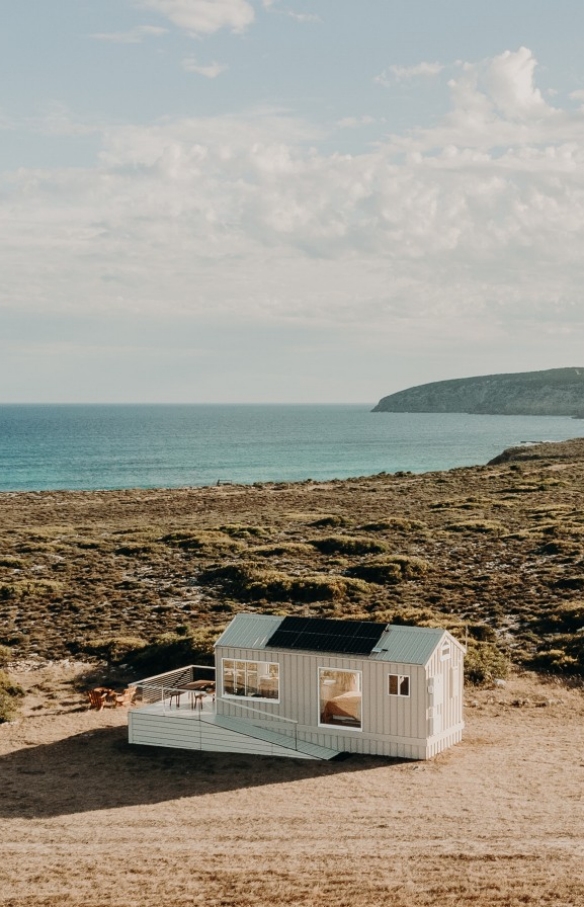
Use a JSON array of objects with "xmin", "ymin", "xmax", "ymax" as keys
[{"xmin": 210, "ymin": 714, "xmax": 340, "ymax": 760}]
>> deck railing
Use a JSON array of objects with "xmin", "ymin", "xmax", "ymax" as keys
[
  {"xmin": 130, "ymin": 664, "xmax": 300, "ymax": 749},
  {"xmin": 129, "ymin": 664, "xmax": 215, "ymax": 708}
]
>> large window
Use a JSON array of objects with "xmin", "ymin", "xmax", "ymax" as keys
[
  {"xmin": 319, "ymin": 668, "xmax": 362, "ymax": 730},
  {"xmin": 388, "ymin": 674, "xmax": 410, "ymax": 697},
  {"xmin": 222, "ymin": 659, "xmax": 280, "ymax": 701}
]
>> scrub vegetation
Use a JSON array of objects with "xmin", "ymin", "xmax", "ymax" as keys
[{"xmin": 1, "ymin": 438, "xmax": 584, "ymax": 683}]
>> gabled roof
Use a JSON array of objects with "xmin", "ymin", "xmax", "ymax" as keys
[
  {"xmin": 215, "ymin": 613, "xmax": 461, "ymax": 666},
  {"xmin": 370, "ymin": 625, "xmax": 447, "ymax": 665}
]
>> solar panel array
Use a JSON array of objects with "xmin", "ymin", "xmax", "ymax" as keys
[{"xmin": 266, "ymin": 616, "xmax": 387, "ymax": 656}]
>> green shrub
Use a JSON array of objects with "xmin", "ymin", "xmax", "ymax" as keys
[
  {"xmin": 347, "ymin": 555, "xmax": 430, "ymax": 585},
  {"xmin": 250, "ymin": 543, "xmax": 314, "ymax": 558},
  {"xmin": 310, "ymin": 515, "xmax": 348, "ymax": 529},
  {"xmin": 161, "ymin": 531, "xmax": 242, "ymax": 554},
  {"xmin": 0, "ymin": 556, "xmax": 26, "ymax": 568},
  {"xmin": 464, "ymin": 641, "xmax": 509, "ymax": 685},
  {"xmin": 359, "ymin": 518, "xmax": 425, "ymax": 533},
  {"xmin": 129, "ymin": 626, "xmax": 219, "ymax": 675},
  {"xmin": 81, "ymin": 635, "xmax": 149, "ymax": 663},
  {"xmin": 446, "ymin": 520, "xmax": 505, "ymax": 535},
  {"xmin": 310, "ymin": 535, "xmax": 387, "ymax": 556},
  {"xmin": 198, "ymin": 562, "xmax": 367, "ymax": 602},
  {"xmin": 218, "ymin": 524, "xmax": 270, "ymax": 539}
]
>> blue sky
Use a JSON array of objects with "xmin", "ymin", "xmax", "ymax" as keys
[{"xmin": 2, "ymin": 1, "xmax": 584, "ymax": 402}]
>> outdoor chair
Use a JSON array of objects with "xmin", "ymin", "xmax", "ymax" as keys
[{"xmin": 87, "ymin": 688, "xmax": 109, "ymax": 711}]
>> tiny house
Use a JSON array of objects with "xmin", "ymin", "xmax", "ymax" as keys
[{"xmin": 128, "ymin": 614, "xmax": 465, "ymax": 761}]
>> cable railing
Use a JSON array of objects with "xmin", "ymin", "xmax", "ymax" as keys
[{"xmin": 131, "ymin": 664, "xmax": 299, "ymax": 749}]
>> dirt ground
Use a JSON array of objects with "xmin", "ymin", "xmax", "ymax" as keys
[{"xmin": 1, "ymin": 663, "xmax": 583, "ymax": 907}]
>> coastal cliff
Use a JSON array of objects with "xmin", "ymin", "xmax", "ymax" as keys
[{"xmin": 372, "ymin": 367, "xmax": 584, "ymax": 416}]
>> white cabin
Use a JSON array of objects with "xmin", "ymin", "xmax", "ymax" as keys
[{"xmin": 128, "ymin": 614, "xmax": 465, "ymax": 761}]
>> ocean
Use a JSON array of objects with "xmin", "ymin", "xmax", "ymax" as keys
[{"xmin": 0, "ymin": 404, "xmax": 583, "ymax": 492}]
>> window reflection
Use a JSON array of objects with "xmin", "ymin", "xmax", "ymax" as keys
[
  {"xmin": 319, "ymin": 668, "xmax": 362, "ymax": 729},
  {"xmin": 222, "ymin": 659, "xmax": 279, "ymax": 700}
]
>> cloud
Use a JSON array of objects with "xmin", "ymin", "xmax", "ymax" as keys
[
  {"xmin": 133, "ymin": 0, "xmax": 255, "ymax": 35},
  {"xmin": 3, "ymin": 48, "xmax": 584, "ymax": 349},
  {"xmin": 182, "ymin": 57, "xmax": 228, "ymax": 78},
  {"xmin": 486, "ymin": 47, "xmax": 549, "ymax": 119},
  {"xmin": 286, "ymin": 11, "xmax": 321, "ymax": 23},
  {"xmin": 375, "ymin": 61, "xmax": 443, "ymax": 86},
  {"xmin": 336, "ymin": 115, "xmax": 375, "ymax": 129},
  {"xmin": 91, "ymin": 25, "xmax": 168, "ymax": 43}
]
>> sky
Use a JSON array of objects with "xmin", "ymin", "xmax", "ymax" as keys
[{"xmin": 2, "ymin": 0, "xmax": 584, "ymax": 404}]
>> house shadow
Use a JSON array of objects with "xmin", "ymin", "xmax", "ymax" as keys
[{"xmin": 1, "ymin": 726, "xmax": 405, "ymax": 820}]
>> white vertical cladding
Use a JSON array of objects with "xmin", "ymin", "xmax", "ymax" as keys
[
  {"xmin": 215, "ymin": 635, "xmax": 462, "ymax": 759},
  {"xmin": 425, "ymin": 632, "xmax": 465, "ymax": 739}
]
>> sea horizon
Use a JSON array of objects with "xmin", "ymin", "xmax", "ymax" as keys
[{"xmin": 1, "ymin": 403, "xmax": 583, "ymax": 493}]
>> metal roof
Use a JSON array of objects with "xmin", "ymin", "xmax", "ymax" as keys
[
  {"xmin": 370, "ymin": 625, "xmax": 447, "ymax": 666},
  {"xmin": 215, "ymin": 614, "xmax": 453, "ymax": 665},
  {"xmin": 215, "ymin": 614, "xmax": 284, "ymax": 650}
]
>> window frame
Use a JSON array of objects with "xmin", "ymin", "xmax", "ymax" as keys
[
  {"xmin": 318, "ymin": 667, "xmax": 363, "ymax": 732},
  {"xmin": 388, "ymin": 673, "xmax": 410, "ymax": 698},
  {"xmin": 221, "ymin": 658, "xmax": 280, "ymax": 703}
]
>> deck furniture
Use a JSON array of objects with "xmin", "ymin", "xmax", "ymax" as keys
[{"xmin": 87, "ymin": 688, "xmax": 110, "ymax": 710}]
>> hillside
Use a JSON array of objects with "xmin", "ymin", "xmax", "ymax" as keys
[
  {"xmin": 372, "ymin": 367, "xmax": 584, "ymax": 415},
  {"xmin": 1, "ymin": 437, "xmax": 584, "ymax": 679}
]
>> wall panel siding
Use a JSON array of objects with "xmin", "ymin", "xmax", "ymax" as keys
[{"xmin": 215, "ymin": 644, "xmax": 436, "ymax": 760}]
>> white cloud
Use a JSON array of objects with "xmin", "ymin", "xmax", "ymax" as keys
[
  {"xmin": 336, "ymin": 115, "xmax": 375, "ymax": 129},
  {"xmin": 182, "ymin": 57, "xmax": 228, "ymax": 78},
  {"xmin": 486, "ymin": 47, "xmax": 549, "ymax": 119},
  {"xmin": 375, "ymin": 61, "xmax": 443, "ymax": 86},
  {"xmin": 3, "ymin": 48, "xmax": 584, "ymax": 347},
  {"xmin": 133, "ymin": 0, "xmax": 255, "ymax": 35},
  {"xmin": 287, "ymin": 11, "xmax": 321, "ymax": 23},
  {"xmin": 91, "ymin": 25, "xmax": 168, "ymax": 43}
]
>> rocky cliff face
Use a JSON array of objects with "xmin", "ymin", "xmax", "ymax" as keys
[{"xmin": 372, "ymin": 368, "xmax": 584, "ymax": 416}]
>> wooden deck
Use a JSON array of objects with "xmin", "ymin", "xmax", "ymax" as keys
[{"xmin": 128, "ymin": 698, "xmax": 340, "ymax": 760}]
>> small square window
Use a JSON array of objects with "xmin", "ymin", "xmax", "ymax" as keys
[{"xmin": 388, "ymin": 673, "xmax": 410, "ymax": 697}]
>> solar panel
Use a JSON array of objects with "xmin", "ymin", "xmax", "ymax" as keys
[{"xmin": 267, "ymin": 617, "xmax": 386, "ymax": 656}]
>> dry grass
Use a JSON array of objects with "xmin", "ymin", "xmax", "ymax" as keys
[
  {"xmin": 1, "ymin": 437, "xmax": 584, "ymax": 676},
  {"xmin": 0, "ymin": 663, "xmax": 583, "ymax": 907}
]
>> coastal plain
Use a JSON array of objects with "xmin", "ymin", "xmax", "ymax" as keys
[{"xmin": 1, "ymin": 438, "xmax": 584, "ymax": 905}]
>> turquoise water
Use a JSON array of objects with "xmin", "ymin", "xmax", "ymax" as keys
[{"xmin": 0, "ymin": 404, "xmax": 583, "ymax": 492}]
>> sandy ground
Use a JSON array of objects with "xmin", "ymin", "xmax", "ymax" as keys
[{"xmin": 1, "ymin": 665, "xmax": 583, "ymax": 907}]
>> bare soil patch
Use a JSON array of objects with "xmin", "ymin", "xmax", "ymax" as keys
[{"xmin": 1, "ymin": 664, "xmax": 583, "ymax": 907}]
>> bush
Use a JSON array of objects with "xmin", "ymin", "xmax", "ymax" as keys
[
  {"xmin": 161, "ymin": 531, "xmax": 242, "ymax": 554},
  {"xmin": 446, "ymin": 520, "xmax": 505, "ymax": 535},
  {"xmin": 359, "ymin": 518, "xmax": 425, "ymax": 533},
  {"xmin": 0, "ymin": 668, "xmax": 24, "ymax": 723},
  {"xmin": 346, "ymin": 555, "xmax": 430, "ymax": 585},
  {"xmin": 218, "ymin": 524, "xmax": 270, "ymax": 539},
  {"xmin": 310, "ymin": 535, "xmax": 387, "ymax": 556},
  {"xmin": 129, "ymin": 626, "xmax": 219, "ymax": 675},
  {"xmin": 198, "ymin": 563, "xmax": 368, "ymax": 602},
  {"xmin": 81, "ymin": 635, "xmax": 148, "ymax": 663},
  {"xmin": 0, "ymin": 644, "xmax": 13, "ymax": 667},
  {"xmin": 310, "ymin": 516, "xmax": 348, "ymax": 529},
  {"xmin": 464, "ymin": 641, "xmax": 509, "ymax": 685}
]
